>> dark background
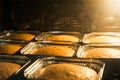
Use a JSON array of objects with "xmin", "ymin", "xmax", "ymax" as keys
[
  {"xmin": 2, "ymin": 0, "xmax": 120, "ymax": 32},
  {"xmin": 2, "ymin": 0, "xmax": 103, "ymax": 33},
  {"xmin": 0, "ymin": 0, "xmax": 3, "ymax": 31}
]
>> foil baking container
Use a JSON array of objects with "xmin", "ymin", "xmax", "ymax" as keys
[
  {"xmin": 24, "ymin": 57, "xmax": 105, "ymax": 80},
  {"xmin": 20, "ymin": 41, "xmax": 80, "ymax": 57},
  {"xmin": 35, "ymin": 31, "xmax": 83, "ymax": 43},
  {"xmin": 83, "ymin": 32, "xmax": 120, "ymax": 44},
  {"xmin": 0, "ymin": 30, "xmax": 40, "ymax": 41},
  {"xmin": 0, "ymin": 55, "xmax": 31, "ymax": 80},
  {"xmin": 0, "ymin": 41, "xmax": 27, "ymax": 55},
  {"xmin": 77, "ymin": 44, "xmax": 120, "ymax": 58}
]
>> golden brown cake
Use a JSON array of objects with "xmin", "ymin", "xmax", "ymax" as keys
[
  {"xmin": 86, "ymin": 36, "xmax": 120, "ymax": 43},
  {"xmin": 44, "ymin": 35, "xmax": 79, "ymax": 42},
  {"xmin": 0, "ymin": 61, "xmax": 21, "ymax": 80},
  {"xmin": 0, "ymin": 44, "xmax": 22, "ymax": 54},
  {"xmin": 9, "ymin": 33, "xmax": 35, "ymax": 41},
  {"xmin": 30, "ymin": 46, "xmax": 75, "ymax": 57},
  {"xmin": 82, "ymin": 48, "xmax": 120, "ymax": 58},
  {"xmin": 31, "ymin": 63, "xmax": 98, "ymax": 80}
]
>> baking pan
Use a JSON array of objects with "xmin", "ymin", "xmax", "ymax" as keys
[
  {"xmin": 0, "ymin": 30, "xmax": 40, "ymax": 41},
  {"xmin": 0, "ymin": 40, "xmax": 27, "ymax": 55},
  {"xmin": 24, "ymin": 57, "xmax": 105, "ymax": 80},
  {"xmin": 82, "ymin": 32, "xmax": 120, "ymax": 44},
  {"xmin": 0, "ymin": 55, "xmax": 31, "ymax": 80},
  {"xmin": 20, "ymin": 41, "xmax": 80, "ymax": 57},
  {"xmin": 77, "ymin": 44, "xmax": 120, "ymax": 58},
  {"xmin": 35, "ymin": 31, "xmax": 83, "ymax": 43},
  {"xmin": 36, "ymin": 40, "xmax": 79, "ymax": 45}
]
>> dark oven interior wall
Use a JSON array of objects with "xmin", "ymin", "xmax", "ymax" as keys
[
  {"xmin": 3, "ymin": 0, "xmax": 44, "ymax": 31},
  {"xmin": 0, "ymin": 0, "xmax": 3, "ymax": 31},
  {"xmin": 3, "ymin": 0, "xmax": 100, "ymax": 33}
]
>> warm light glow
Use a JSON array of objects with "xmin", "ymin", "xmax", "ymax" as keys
[
  {"xmin": 92, "ymin": 0, "xmax": 120, "ymax": 32},
  {"xmin": 103, "ymin": 0, "xmax": 120, "ymax": 15}
]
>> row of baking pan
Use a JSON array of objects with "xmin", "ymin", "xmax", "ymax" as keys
[
  {"xmin": 1, "ymin": 30, "xmax": 120, "ymax": 58},
  {"xmin": 2, "ymin": 55, "xmax": 120, "ymax": 80},
  {"xmin": 1, "ymin": 40, "xmax": 120, "ymax": 59},
  {"xmin": 0, "ymin": 55, "xmax": 105, "ymax": 80},
  {"xmin": 1, "ymin": 30, "xmax": 120, "ymax": 43},
  {"xmin": 0, "ymin": 30, "xmax": 82, "ymax": 42}
]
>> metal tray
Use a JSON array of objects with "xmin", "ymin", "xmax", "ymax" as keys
[
  {"xmin": 0, "ymin": 55, "xmax": 31, "ymax": 80},
  {"xmin": 35, "ymin": 31, "xmax": 83, "ymax": 43},
  {"xmin": 77, "ymin": 44, "xmax": 120, "ymax": 58},
  {"xmin": 0, "ymin": 41, "xmax": 27, "ymax": 55},
  {"xmin": 0, "ymin": 30, "xmax": 40, "ymax": 41},
  {"xmin": 20, "ymin": 41, "xmax": 80, "ymax": 57},
  {"xmin": 24, "ymin": 57, "xmax": 105, "ymax": 80},
  {"xmin": 36, "ymin": 40, "xmax": 79, "ymax": 45},
  {"xmin": 82, "ymin": 32, "xmax": 120, "ymax": 44}
]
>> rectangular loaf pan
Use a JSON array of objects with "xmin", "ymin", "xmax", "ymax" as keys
[
  {"xmin": 20, "ymin": 41, "xmax": 80, "ymax": 57},
  {"xmin": 0, "ymin": 41, "xmax": 27, "ymax": 55},
  {"xmin": 24, "ymin": 57, "xmax": 105, "ymax": 80},
  {"xmin": 76, "ymin": 43, "xmax": 120, "ymax": 58},
  {"xmin": 35, "ymin": 31, "xmax": 83, "ymax": 43},
  {"xmin": 0, "ymin": 55, "xmax": 31, "ymax": 80},
  {"xmin": 82, "ymin": 32, "xmax": 120, "ymax": 44},
  {"xmin": 0, "ymin": 30, "xmax": 40, "ymax": 41}
]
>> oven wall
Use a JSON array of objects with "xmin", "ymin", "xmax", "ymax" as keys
[
  {"xmin": 3, "ymin": 0, "xmax": 101, "ymax": 33},
  {"xmin": 0, "ymin": 0, "xmax": 3, "ymax": 31}
]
